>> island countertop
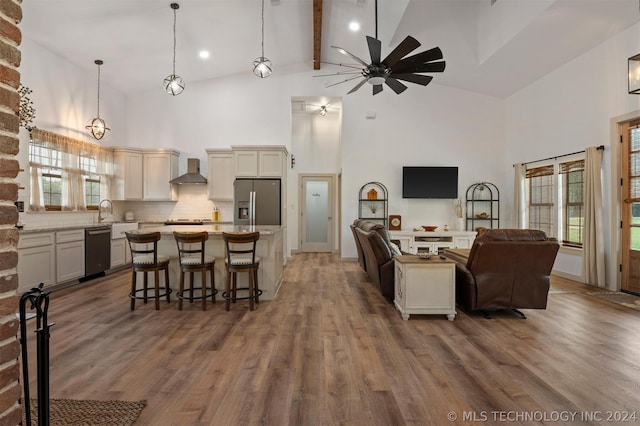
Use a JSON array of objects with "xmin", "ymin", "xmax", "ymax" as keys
[
  {"xmin": 129, "ymin": 224, "xmax": 284, "ymax": 235},
  {"xmin": 128, "ymin": 224, "xmax": 286, "ymax": 300}
]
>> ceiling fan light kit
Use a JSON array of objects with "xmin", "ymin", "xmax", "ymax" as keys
[
  {"xmin": 164, "ymin": 3, "xmax": 185, "ymax": 95},
  {"xmin": 254, "ymin": 0, "xmax": 272, "ymax": 78},
  {"xmin": 323, "ymin": 0, "xmax": 445, "ymax": 96},
  {"xmin": 86, "ymin": 59, "xmax": 110, "ymax": 140}
]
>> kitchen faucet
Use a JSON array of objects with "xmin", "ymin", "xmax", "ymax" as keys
[{"xmin": 98, "ymin": 199, "xmax": 113, "ymax": 223}]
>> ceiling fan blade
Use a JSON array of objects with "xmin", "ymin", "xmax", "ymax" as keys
[
  {"xmin": 367, "ymin": 36, "xmax": 382, "ymax": 64},
  {"xmin": 348, "ymin": 78, "xmax": 369, "ymax": 94},
  {"xmin": 396, "ymin": 61, "xmax": 446, "ymax": 74},
  {"xmin": 384, "ymin": 77, "xmax": 408, "ymax": 94},
  {"xmin": 318, "ymin": 61, "xmax": 364, "ymax": 70},
  {"xmin": 324, "ymin": 74, "xmax": 364, "ymax": 88},
  {"xmin": 373, "ymin": 84, "xmax": 383, "ymax": 95},
  {"xmin": 391, "ymin": 73, "xmax": 433, "ymax": 86},
  {"xmin": 392, "ymin": 47, "xmax": 444, "ymax": 72},
  {"xmin": 382, "ymin": 36, "xmax": 421, "ymax": 68},
  {"xmin": 313, "ymin": 70, "xmax": 362, "ymax": 77},
  {"xmin": 331, "ymin": 45, "xmax": 370, "ymax": 67}
]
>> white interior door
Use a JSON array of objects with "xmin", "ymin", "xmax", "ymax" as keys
[{"xmin": 300, "ymin": 175, "xmax": 334, "ymax": 252}]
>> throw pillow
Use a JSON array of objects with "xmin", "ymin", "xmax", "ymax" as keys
[{"xmin": 389, "ymin": 241, "xmax": 402, "ymax": 256}]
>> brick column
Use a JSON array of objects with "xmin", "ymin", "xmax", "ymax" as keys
[{"xmin": 0, "ymin": 0, "xmax": 23, "ymax": 424}]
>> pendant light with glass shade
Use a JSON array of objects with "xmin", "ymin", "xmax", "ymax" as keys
[
  {"xmin": 85, "ymin": 59, "xmax": 110, "ymax": 140},
  {"xmin": 163, "ymin": 3, "xmax": 185, "ymax": 95},
  {"xmin": 253, "ymin": 0, "xmax": 272, "ymax": 78}
]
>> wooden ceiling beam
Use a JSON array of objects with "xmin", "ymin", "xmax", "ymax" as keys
[{"xmin": 313, "ymin": 0, "xmax": 322, "ymax": 70}]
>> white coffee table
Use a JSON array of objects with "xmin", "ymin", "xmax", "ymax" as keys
[{"xmin": 393, "ymin": 255, "xmax": 456, "ymax": 321}]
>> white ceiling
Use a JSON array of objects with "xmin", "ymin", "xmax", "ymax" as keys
[{"xmin": 20, "ymin": 0, "xmax": 640, "ymax": 98}]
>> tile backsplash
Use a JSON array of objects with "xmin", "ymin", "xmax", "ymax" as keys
[
  {"xmin": 19, "ymin": 185, "xmax": 234, "ymax": 228},
  {"xmin": 128, "ymin": 185, "xmax": 233, "ymax": 222}
]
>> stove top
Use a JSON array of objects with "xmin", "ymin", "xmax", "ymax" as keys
[{"xmin": 164, "ymin": 219, "xmax": 205, "ymax": 225}]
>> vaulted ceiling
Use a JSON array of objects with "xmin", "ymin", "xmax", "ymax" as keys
[{"xmin": 20, "ymin": 0, "xmax": 640, "ymax": 98}]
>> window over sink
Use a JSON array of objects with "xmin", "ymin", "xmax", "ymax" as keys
[{"xmin": 29, "ymin": 129, "xmax": 113, "ymax": 211}]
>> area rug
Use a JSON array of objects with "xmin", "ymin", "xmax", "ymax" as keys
[
  {"xmin": 586, "ymin": 291, "xmax": 640, "ymax": 312},
  {"xmin": 24, "ymin": 398, "xmax": 146, "ymax": 425}
]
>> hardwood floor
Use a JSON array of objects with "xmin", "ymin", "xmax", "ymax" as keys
[{"xmin": 21, "ymin": 253, "xmax": 640, "ymax": 425}]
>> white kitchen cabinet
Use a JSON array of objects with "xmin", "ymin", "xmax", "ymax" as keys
[
  {"xmin": 112, "ymin": 148, "xmax": 143, "ymax": 200},
  {"xmin": 110, "ymin": 239, "xmax": 131, "ymax": 268},
  {"xmin": 232, "ymin": 146, "xmax": 287, "ymax": 178},
  {"xmin": 17, "ymin": 232, "xmax": 55, "ymax": 292},
  {"xmin": 55, "ymin": 229, "xmax": 85, "ymax": 283},
  {"xmin": 110, "ymin": 222, "xmax": 137, "ymax": 269},
  {"xmin": 143, "ymin": 150, "xmax": 179, "ymax": 201},
  {"xmin": 206, "ymin": 149, "xmax": 234, "ymax": 200}
]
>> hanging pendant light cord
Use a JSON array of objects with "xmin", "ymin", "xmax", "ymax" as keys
[
  {"xmin": 261, "ymin": 0, "xmax": 265, "ymax": 58},
  {"xmin": 172, "ymin": 6, "xmax": 177, "ymax": 75},
  {"xmin": 96, "ymin": 62, "xmax": 101, "ymax": 118}
]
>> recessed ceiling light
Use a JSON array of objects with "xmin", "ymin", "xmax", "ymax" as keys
[
  {"xmin": 199, "ymin": 50, "xmax": 210, "ymax": 59},
  {"xmin": 349, "ymin": 21, "xmax": 360, "ymax": 32}
]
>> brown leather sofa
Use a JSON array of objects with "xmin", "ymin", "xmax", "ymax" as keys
[
  {"xmin": 350, "ymin": 219, "xmax": 396, "ymax": 300},
  {"xmin": 444, "ymin": 229, "xmax": 559, "ymax": 316}
]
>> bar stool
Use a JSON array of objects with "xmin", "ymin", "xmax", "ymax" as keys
[
  {"xmin": 222, "ymin": 232, "xmax": 262, "ymax": 311},
  {"xmin": 173, "ymin": 231, "xmax": 217, "ymax": 311},
  {"xmin": 125, "ymin": 231, "xmax": 172, "ymax": 310}
]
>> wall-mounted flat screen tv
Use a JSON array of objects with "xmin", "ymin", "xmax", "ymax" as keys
[{"xmin": 402, "ymin": 166, "xmax": 458, "ymax": 199}]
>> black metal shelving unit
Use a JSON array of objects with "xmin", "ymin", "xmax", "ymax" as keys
[
  {"xmin": 358, "ymin": 182, "xmax": 388, "ymax": 227},
  {"xmin": 465, "ymin": 182, "xmax": 499, "ymax": 231}
]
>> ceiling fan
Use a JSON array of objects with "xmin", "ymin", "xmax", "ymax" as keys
[
  {"xmin": 318, "ymin": 0, "xmax": 446, "ymax": 95},
  {"xmin": 305, "ymin": 102, "xmax": 336, "ymax": 116}
]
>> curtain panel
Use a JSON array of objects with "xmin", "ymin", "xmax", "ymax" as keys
[
  {"xmin": 29, "ymin": 129, "xmax": 113, "ymax": 211},
  {"xmin": 513, "ymin": 163, "xmax": 527, "ymax": 228},
  {"xmin": 582, "ymin": 146, "xmax": 605, "ymax": 287}
]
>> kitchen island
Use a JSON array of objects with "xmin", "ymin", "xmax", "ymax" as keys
[{"xmin": 127, "ymin": 224, "xmax": 285, "ymax": 301}]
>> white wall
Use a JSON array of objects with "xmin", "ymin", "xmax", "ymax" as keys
[
  {"xmin": 340, "ymin": 84, "xmax": 505, "ymax": 257},
  {"xmin": 17, "ymin": 39, "xmax": 128, "ymax": 228},
  {"xmin": 19, "ymin": 38, "xmax": 127, "ymax": 145},
  {"xmin": 504, "ymin": 20, "xmax": 640, "ymax": 289},
  {"xmin": 290, "ymin": 108, "xmax": 342, "ymax": 252}
]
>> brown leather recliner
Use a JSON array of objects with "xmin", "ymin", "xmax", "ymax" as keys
[
  {"xmin": 351, "ymin": 219, "xmax": 398, "ymax": 300},
  {"xmin": 353, "ymin": 226, "xmax": 395, "ymax": 300},
  {"xmin": 445, "ymin": 229, "xmax": 559, "ymax": 314}
]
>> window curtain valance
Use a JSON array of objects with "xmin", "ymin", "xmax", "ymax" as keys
[{"xmin": 29, "ymin": 129, "xmax": 113, "ymax": 211}]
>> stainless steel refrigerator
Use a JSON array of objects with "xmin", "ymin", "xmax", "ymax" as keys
[{"xmin": 234, "ymin": 178, "xmax": 281, "ymax": 225}]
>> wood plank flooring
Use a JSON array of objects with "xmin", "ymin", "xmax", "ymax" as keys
[{"xmin": 21, "ymin": 253, "xmax": 640, "ymax": 425}]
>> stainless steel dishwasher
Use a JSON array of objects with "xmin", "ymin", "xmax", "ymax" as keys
[{"xmin": 85, "ymin": 226, "xmax": 111, "ymax": 277}]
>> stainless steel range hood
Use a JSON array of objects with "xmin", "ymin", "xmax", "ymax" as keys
[{"xmin": 170, "ymin": 158, "xmax": 208, "ymax": 184}]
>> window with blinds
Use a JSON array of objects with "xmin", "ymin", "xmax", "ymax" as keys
[
  {"xmin": 559, "ymin": 160, "xmax": 585, "ymax": 247},
  {"xmin": 527, "ymin": 165, "xmax": 555, "ymax": 238},
  {"xmin": 524, "ymin": 157, "xmax": 585, "ymax": 248}
]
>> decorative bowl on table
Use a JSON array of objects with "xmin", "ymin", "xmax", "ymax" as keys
[
  {"xmin": 422, "ymin": 226, "xmax": 438, "ymax": 232},
  {"xmin": 418, "ymin": 253, "xmax": 435, "ymax": 260}
]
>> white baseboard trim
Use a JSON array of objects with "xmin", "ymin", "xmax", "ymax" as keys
[{"xmin": 551, "ymin": 270, "xmax": 584, "ymax": 283}]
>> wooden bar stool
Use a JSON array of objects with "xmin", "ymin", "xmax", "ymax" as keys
[
  {"xmin": 173, "ymin": 231, "xmax": 217, "ymax": 311},
  {"xmin": 222, "ymin": 232, "xmax": 262, "ymax": 311},
  {"xmin": 125, "ymin": 231, "xmax": 172, "ymax": 310}
]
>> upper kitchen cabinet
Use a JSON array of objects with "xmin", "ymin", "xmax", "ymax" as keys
[
  {"xmin": 206, "ymin": 148, "xmax": 234, "ymax": 201},
  {"xmin": 232, "ymin": 146, "xmax": 287, "ymax": 178},
  {"xmin": 144, "ymin": 149, "xmax": 179, "ymax": 201},
  {"xmin": 112, "ymin": 148, "xmax": 143, "ymax": 200}
]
